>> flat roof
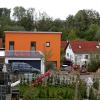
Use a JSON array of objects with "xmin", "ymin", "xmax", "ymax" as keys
[{"xmin": 4, "ymin": 31, "xmax": 62, "ymax": 34}]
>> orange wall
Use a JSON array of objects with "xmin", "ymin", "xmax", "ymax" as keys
[{"xmin": 5, "ymin": 31, "xmax": 61, "ymax": 69}]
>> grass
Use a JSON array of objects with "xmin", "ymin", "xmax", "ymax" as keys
[{"xmin": 18, "ymin": 84, "xmax": 75, "ymax": 100}]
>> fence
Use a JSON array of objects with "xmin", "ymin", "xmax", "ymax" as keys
[
  {"xmin": 0, "ymin": 73, "xmax": 11, "ymax": 100},
  {"xmin": 18, "ymin": 72, "xmax": 77, "ymax": 85}
]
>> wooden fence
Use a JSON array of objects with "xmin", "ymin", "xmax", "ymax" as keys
[{"xmin": 11, "ymin": 72, "xmax": 100, "ymax": 86}]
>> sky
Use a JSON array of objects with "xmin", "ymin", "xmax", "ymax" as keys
[{"xmin": 0, "ymin": 0, "xmax": 100, "ymax": 20}]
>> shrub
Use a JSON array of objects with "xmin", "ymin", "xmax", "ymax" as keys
[
  {"xmin": 46, "ymin": 62, "xmax": 56, "ymax": 71},
  {"xmin": 21, "ymin": 85, "xmax": 75, "ymax": 100},
  {"xmin": 87, "ymin": 60, "xmax": 100, "ymax": 72},
  {"xmin": 93, "ymin": 79, "xmax": 99, "ymax": 90}
]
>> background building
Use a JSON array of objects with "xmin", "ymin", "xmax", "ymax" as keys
[
  {"xmin": 5, "ymin": 31, "xmax": 61, "ymax": 73},
  {"xmin": 62, "ymin": 40, "xmax": 100, "ymax": 67}
]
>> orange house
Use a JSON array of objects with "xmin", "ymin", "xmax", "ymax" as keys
[{"xmin": 5, "ymin": 31, "xmax": 61, "ymax": 73}]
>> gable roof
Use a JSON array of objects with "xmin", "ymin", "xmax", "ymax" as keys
[
  {"xmin": 61, "ymin": 41, "xmax": 68, "ymax": 50},
  {"xmin": 69, "ymin": 40, "xmax": 100, "ymax": 54}
]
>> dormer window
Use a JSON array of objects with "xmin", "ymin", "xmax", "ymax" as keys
[
  {"xmin": 79, "ymin": 45, "xmax": 81, "ymax": 48},
  {"xmin": 96, "ymin": 46, "xmax": 99, "ymax": 48},
  {"xmin": 67, "ymin": 53, "xmax": 69, "ymax": 57}
]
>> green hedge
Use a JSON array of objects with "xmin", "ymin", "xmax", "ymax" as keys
[{"xmin": 20, "ymin": 85, "xmax": 75, "ymax": 100}]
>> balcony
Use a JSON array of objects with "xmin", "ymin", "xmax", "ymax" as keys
[{"xmin": 5, "ymin": 50, "xmax": 44, "ymax": 58}]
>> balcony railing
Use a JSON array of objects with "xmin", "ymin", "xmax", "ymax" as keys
[{"xmin": 5, "ymin": 50, "xmax": 44, "ymax": 58}]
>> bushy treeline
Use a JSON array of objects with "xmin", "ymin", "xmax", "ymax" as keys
[{"xmin": 0, "ymin": 7, "xmax": 100, "ymax": 41}]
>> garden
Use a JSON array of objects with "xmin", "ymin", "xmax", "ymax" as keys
[{"xmin": 17, "ymin": 77, "xmax": 98, "ymax": 100}]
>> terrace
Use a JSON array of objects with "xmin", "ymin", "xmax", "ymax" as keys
[{"xmin": 5, "ymin": 51, "xmax": 44, "ymax": 58}]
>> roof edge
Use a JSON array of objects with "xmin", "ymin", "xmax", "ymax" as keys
[{"xmin": 4, "ymin": 31, "xmax": 62, "ymax": 34}]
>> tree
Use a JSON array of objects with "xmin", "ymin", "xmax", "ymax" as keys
[
  {"xmin": 65, "ymin": 15, "xmax": 75, "ymax": 31},
  {"xmin": 0, "ymin": 8, "xmax": 11, "ymax": 37},
  {"xmin": 85, "ymin": 9, "xmax": 100, "ymax": 25},
  {"xmin": 26, "ymin": 8, "xmax": 35, "ymax": 21},
  {"xmin": 20, "ymin": 17, "xmax": 33, "ymax": 31},
  {"xmin": 3, "ymin": 25, "xmax": 25, "ymax": 31},
  {"xmin": 26, "ymin": 8, "xmax": 36, "ymax": 30},
  {"xmin": 13, "ymin": 6, "xmax": 26, "ymax": 21},
  {"xmin": 68, "ymin": 29, "xmax": 78, "ymax": 40},
  {"xmin": 52, "ymin": 18, "xmax": 65, "ymax": 32},
  {"xmin": 74, "ymin": 10, "xmax": 89, "ymax": 38},
  {"xmin": 85, "ymin": 24, "xmax": 99, "ymax": 40},
  {"xmin": 0, "ymin": 8, "xmax": 10, "ymax": 18},
  {"xmin": 95, "ymin": 28, "xmax": 100, "ymax": 40},
  {"xmin": 43, "ymin": 49, "xmax": 53, "ymax": 70},
  {"xmin": 87, "ymin": 53, "xmax": 100, "ymax": 72},
  {"xmin": 37, "ymin": 12, "xmax": 53, "ymax": 31}
]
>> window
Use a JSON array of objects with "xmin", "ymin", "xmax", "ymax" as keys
[
  {"xmin": 67, "ymin": 53, "xmax": 69, "ymax": 57},
  {"xmin": 46, "ymin": 42, "xmax": 50, "ymax": 47},
  {"xmin": 9, "ymin": 41, "xmax": 14, "ymax": 50},
  {"xmin": 96, "ymin": 46, "xmax": 99, "ymax": 48},
  {"xmin": 31, "ymin": 42, "xmax": 36, "ymax": 51},
  {"xmin": 79, "ymin": 45, "xmax": 81, "ymax": 48},
  {"xmin": 85, "ymin": 55, "xmax": 88, "ymax": 59}
]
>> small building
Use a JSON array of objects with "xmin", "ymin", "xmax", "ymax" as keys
[
  {"xmin": 5, "ymin": 31, "xmax": 61, "ymax": 74},
  {"xmin": 61, "ymin": 40, "xmax": 100, "ymax": 67}
]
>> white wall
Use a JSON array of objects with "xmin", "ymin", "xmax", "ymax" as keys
[
  {"xmin": 75, "ymin": 54, "xmax": 90, "ymax": 67},
  {"xmin": 65, "ymin": 44, "xmax": 75, "ymax": 63},
  {"xmin": 65, "ymin": 44, "xmax": 90, "ymax": 67}
]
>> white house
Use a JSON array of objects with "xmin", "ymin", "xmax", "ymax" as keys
[{"xmin": 61, "ymin": 40, "xmax": 100, "ymax": 67}]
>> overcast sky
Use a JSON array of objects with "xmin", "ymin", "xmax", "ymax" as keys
[{"xmin": 0, "ymin": 0, "xmax": 100, "ymax": 20}]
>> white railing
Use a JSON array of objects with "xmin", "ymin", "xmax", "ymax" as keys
[{"xmin": 5, "ymin": 50, "xmax": 44, "ymax": 58}]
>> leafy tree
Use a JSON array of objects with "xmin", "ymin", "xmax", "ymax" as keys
[
  {"xmin": 0, "ymin": 8, "xmax": 10, "ymax": 18},
  {"xmin": 20, "ymin": 17, "xmax": 33, "ymax": 31},
  {"xmin": 65, "ymin": 15, "xmax": 74, "ymax": 31},
  {"xmin": 85, "ymin": 24, "xmax": 99, "ymax": 40},
  {"xmin": 87, "ymin": 54, "xmax": 100, "ymax": 72},
  {"xmin": 95, "ymin": 28, "xmax": 100, "ymax": 40},
  {"xmin": 61, "ymin": 32, "xmax": 68, "ymax": 41},
  {"xmin": 52, "ymin": 18, "xmax": 65, "ymax": 31},
  {"xmin": 3, "ymin": 25, "xmax": 25, "ymax": 31},
  {"xmin": 13, "ymin": 6, "xmax": 26, "ymax": 21},
  {"xmin": 68, "ymin": 29, "xmax": 78, "ymax": 40},
  {"xmin": 37, "ymin": 12, "xmax": 53, "ymax": 31},
  {"xmin": 0, "ymin": 8, "xmax": 11, "ymax": 37},
  {"xmin": 85, "ymin": 9, "xmax": 100, "ymax": 25}
]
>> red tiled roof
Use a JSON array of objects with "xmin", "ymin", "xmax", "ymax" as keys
[
  {"xmin": 69, "ymin": 40, "xmax": 100, "ymax": 53},
  {"xmin": 61, "ymin": 41, "xmax": 68, "ymax": 50}
]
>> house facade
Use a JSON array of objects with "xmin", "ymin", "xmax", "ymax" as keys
[
  {"xmin": 5, "ymin": 31, "xmax": 61, "ymax": 73},
  {"xmin": 62, "ymin": 40, "xmax": 100, "ymax": 67}
]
